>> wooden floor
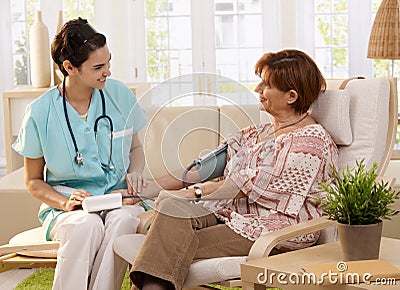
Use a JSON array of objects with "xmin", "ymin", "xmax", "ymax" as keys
[{"xmin": 0, "ymin": 269, "xmax": 36, "ymax": 290}]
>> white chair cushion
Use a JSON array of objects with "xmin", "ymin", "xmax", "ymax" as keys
[
  {"xmin": 311, "ymin": 89, "xmax": 352, "ymax": 145},
  {"xmin": 337, "ymin": 78, "xmax": 390, "ymax": 171},
  {"xmin": 9, "ymin": 227, "xmax": 57, "ymax": 258},
  {"xmin": 185, "ymin": 256, "xmax": 247, "ymax": 287},
  {"xmin": 113, "ymin": 234, "xmax": 247, "ymax": 287}
]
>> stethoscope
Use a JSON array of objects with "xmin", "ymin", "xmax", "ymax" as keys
[{"xmin": 62, "ymin": 80, "xmax": 114, "ymax": 170}]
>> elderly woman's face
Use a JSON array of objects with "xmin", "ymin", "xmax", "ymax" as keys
[{"xmin": 255, "ymin": 70, "xmax": 288, "ymax": 116}]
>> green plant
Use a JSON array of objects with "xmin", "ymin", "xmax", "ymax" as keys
[{"xmin": 319, "ymin": 159, "xmax": 400, "ymax": 225}]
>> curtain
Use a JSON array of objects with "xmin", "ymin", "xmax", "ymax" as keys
[{"xmin": 0, "ymin": 1, "xmax": 14, "ymax": 173}]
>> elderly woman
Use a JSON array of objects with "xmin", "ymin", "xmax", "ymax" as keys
[{"xmin": 130, "ymin": 49, "xmax": 338, "ymax": 290}]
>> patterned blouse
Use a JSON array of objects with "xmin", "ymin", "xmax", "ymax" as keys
[{"xmin": 203, "ymin": 123, "xmax": 338, "ymax": 250}]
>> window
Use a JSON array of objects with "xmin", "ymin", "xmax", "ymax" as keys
[
  {"xmin": 145, "ymin": 0, "xmax": 193, "ymax": 83},
  {"xmin": 313, "ymin": 0, "xmax": 400, "ymax": 157},
  {"xmin": 314, "ymin": 0, "xmax": 349, "ymax": 78},
  {"xmin": 11, "ymin": 0, "xmax": 40, "ymax": 85},
  {"xmin": 10, "ymin": 0, "xmax": 94, "ymax": 86},
  {"xmin": 214, "ymin": 0, "xmax": 262, "ymax": 84},
  {"xmin": 214, "ymin": 0, "xmax": 263, "ymax": 105}
]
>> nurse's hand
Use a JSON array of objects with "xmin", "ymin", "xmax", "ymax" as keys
[
  {"xmin": 65, "ymin": 189, "xmax": 92, "ymax": 211},
  {"xmin": 126, "ymin": 172, "xmax": 148, "ymax": 195}
]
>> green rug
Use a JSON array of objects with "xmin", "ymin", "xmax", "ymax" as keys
[
  {"xmin": 16, "ymin": 268, "xmax": 281, "ymax": 290},
  {"xmin": 15, "ymin": 268, "xmax": 131, "ymax": 290}
]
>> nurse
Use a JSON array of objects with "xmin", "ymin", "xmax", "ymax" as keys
[{"xmin": 12, "ymin": 18, "xmax": 147, "ymax": 290}]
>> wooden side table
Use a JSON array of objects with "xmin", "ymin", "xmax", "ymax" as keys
[{"xmin": 241, "ymin": 237, "xmax": 400, "ymax": 290}]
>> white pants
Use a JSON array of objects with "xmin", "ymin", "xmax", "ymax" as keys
[{"xmin": 49, "ymin": 205, "xmax": 144, "ymax": 290}]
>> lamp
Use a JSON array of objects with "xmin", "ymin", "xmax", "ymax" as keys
[{"xmin": 367, "ymin": 0, "xmax": 400, "ymax": 77}]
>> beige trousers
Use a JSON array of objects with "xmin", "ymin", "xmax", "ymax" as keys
[
  {"xmin": 130, "ymin": 198, "xmax": 253, "ymax": 290},
  {"xmin": 50, "ymin": 204, "xmax": 144, "ymax": 290}
]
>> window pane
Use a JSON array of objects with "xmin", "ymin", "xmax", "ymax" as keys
[
  {"xmin": 11, "ymin": 1, "xmax": 28, "ymax": 22},
  {"xmin": 215, "ymin": 0, "xmax": 235, "ymax": 12},
  {"xmin": 239, "ymin": 48, "xmax": 262, "ymax": 82},
  {"xmin": 146, "ymin": 17, "xmax": 169, "ymax": 50},
  {"xmin": 333, "ymin": 0, "xmax": 347, "ymax": 12},
  {"xmin": 315, "ymin": 0, "xmax": 330, "ymax": 12},
  {"xmin": 169, "ymin": 17, "xmax": 192, "ymax": 49},
  {"xmin": 169, "ymin": 49, "xmax": 192, "ymax": 76},
  {"xmin": 315, "ymin": 48, "xmax": 332, "ymax": 77},
  {"xmin": 314, "ymin": 1, "xmax": 349, "ymax": 79},
  {"xmin": 64, "ymin": 0, "xmax": 94, "ymax": 22},
  {"xmin": 238, "ymin": 0, "xmax": 261, "ymax": 14},
  {"xmin": 146, "ymin": 0, "xmax": 169, "ymax": 17},
  {"xmin": 147, "ymin": 50, "xmax": 169, "ymax": 82},
  {"xmin": 332, "ymin": 15, "xmax": 347, "ymax": 46},
  {"xmin": 238, "ymin": 15, "xmax": 262, "ymax": 47},
  {"xmin": 214, "ymin": 0, "xmax": 262, "ymax": 90},
  {"xmin": 216, "ymin": 49, "xmax": 238, "ymax": 80},
  {"xmin": 168, "ymin": 0, "xmax": 191, "ymax": 16},
  {"xmin": 145, "ymin": 0, "xmax": 193, "ymax": 83},
  {"xmin": 13, "ymin": 55, "xmax": 28, "ymax": 85},
  {"xmin": 332, "ymin": 48, "xmax": 348, "ymax": 78},
  {"xmin": 315, "ymin": 15, "xmax": 332, "ymax": 47},
  {"xmin": 216, "ymin": 15, "xmax": 237, "ymax": 48}
]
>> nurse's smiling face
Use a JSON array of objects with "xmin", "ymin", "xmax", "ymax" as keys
[{"xmin": 78, "ymin": 44, "xmax": 111, "ymax": 90}]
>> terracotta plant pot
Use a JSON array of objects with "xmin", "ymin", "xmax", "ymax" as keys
[{"xmin": 337, "ymin": 221, "xmax": 383, "ymax": 261}]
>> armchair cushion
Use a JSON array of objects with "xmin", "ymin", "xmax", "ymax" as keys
[
  {"xmin": 310, "ymin": 89, "xmax": 352, "ymax": 145},
  {"xmin": 113, "ymin": 234, "xmax": 247, "ymax": 287},
  {"xmin": 8, "ymin": 227, "xmax": 57, "ymax": 258}
]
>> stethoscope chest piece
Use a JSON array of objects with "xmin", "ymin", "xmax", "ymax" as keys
[{"xmin": 75, "ymin": 152, "xmax": 84, "ymax": 165}]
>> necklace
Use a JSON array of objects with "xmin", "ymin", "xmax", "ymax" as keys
[{"xmin": 264, "ymin": 112, "xmax": 309, "ymax": 139}]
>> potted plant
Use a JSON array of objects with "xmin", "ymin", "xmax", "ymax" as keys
[{"xmin": 319, "ymin": 159, "xmax": 400, "ymax": 261}]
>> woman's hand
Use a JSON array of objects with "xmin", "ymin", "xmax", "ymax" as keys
[
  {"xmin": 154, "ymin": 189, "xmax": 193, "ymax": 208},
  {"xmin": 126, "ymin": 172, "xmax": 148, "ymax": 195},
  {"xmin": 64, "ymin": 189, "xmax": 92, "ymax": 212},
  {"xmin": 109, "ymin": 189, "xmax": 142, "ymax": 205}
]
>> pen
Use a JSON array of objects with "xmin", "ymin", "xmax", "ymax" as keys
[{"xmin": 122, "ymin": 195, "xmax": 155, "ymax": 201}]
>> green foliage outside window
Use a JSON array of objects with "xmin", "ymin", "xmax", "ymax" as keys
[
  {"xmin": 63, "ymin": 0, "xmax": 94, "ymax": 23},
  {"xmin": 315, "ymin": 0, "xmax": 348, "ymax": 78},
  {"xmin": 14, "ymin": 34, "xmax": 28, "ymax": 85},
  {"xmin": 145, "ymin": 0, "xmax": 169, "ymax": 82}
]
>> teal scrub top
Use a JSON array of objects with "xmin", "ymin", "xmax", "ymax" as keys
[{"xmin": 13, "ymin": 79, "xmax": 147, "ymax": 227}]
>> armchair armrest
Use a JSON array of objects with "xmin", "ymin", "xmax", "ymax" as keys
[{"xmin": 248, "ymin": 216, "xmax": 337, "ymax": 261}]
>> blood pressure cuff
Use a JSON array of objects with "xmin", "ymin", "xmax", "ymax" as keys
[{"xmin": 194, "ymin": 145, "xmax": 227, "ymax": 182}]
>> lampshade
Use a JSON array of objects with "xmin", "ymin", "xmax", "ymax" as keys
[{"xmin": 367, "ymin": 0, "xmax": 400, "ymax": 60}]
